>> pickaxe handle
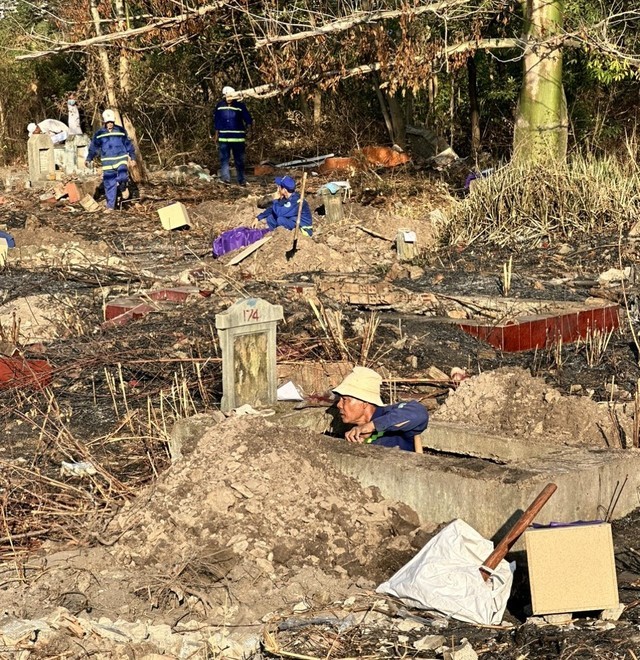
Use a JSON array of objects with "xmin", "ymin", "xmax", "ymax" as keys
[{"xmin": 480, "ymin": 482, "xmax": 557, "ymax": 581}]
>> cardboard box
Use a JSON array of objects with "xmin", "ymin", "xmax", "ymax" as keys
[
  {"xmin": 158, "ymin": 202, "xmax": 191, "ymax": 230},
  {"xmin": 525, "ymin": 522, "xmax": 619, "ymax": 615}
]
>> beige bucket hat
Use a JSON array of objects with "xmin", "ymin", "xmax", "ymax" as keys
[{"xmin": 333, "ymin": 366, "xmax": 383, "ymax": 406}]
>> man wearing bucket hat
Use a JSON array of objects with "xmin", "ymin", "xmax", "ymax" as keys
[
  {"xmin": 333, "ymin": 366, "xmax": 429, "ymax": 451},
  {"xmin": 85, "ymin": 109, "xmax": 136, "ymax": 211},
  {"xmin": 213, "ymin": 86, "xmax": 253, "ymax": 186},
  {"xmin": 256, "ymin": 176, "xmax": 312, "ymax": 236}
]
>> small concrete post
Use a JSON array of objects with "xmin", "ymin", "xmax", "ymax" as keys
[
  {"xmin": 321, "ymin": 189, "xmax": 344, "ymax": 223},
  {"xmin": 28, "ymin": 134, "xmax": 55, "ymax": 186},
  {"xmin": 396, "ymin": 229, "xmax": 418, "ymax": 262},
  {"xmin": 216, "ymin": 298, "xmax": 284, "ymax": 412},
  {"xmin": 63, "ymin": 135, "xmax": 90, "ymax": 175}
]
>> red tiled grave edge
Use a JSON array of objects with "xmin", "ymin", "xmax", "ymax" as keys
[
  {"xmin": 0, "ymin": 357, "xmax": 52, "ymax": 390},
  {"xmin": 458, "ymin": 304, "xmax": 620, "ymax": 353}
]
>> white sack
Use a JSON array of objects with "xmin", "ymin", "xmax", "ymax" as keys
[{"xmin": 376, "ymin": 519, "xmax": 514, "ymax": 625}]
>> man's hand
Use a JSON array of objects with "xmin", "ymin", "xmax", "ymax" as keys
[{"xmin": 345, "ymin": 421, "xmax": 375, "ymax": 444}]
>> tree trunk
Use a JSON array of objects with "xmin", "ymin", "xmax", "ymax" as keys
[
  {"xmin": 375, "ymin": 80, "xmax": 395, "ymax": 144},
  {"xmin": 387, "ymin": 93, "xmax": 406, "ymax": 148},
  {"xmin": 113, "ymin": 0, "xmax": 131, "ymax": 97},
  {"xmin": 122, "ymin": 115, "xmax": 147, "ymax": 182},
  {"xmin": 513, "ymin": 0, "xmax": 567, "ymax": 163},
  {"xmin": 313, "ymin": 90, "xmax": 322, "ymax": 127},
  {"xmin": 90, "ymin": 0, "xmax": 118, "ymax": 108},
  {"xmin": 467, "ymin": 54, "xmax": 481, "ymax": 155}
]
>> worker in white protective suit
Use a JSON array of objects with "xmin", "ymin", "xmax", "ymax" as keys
[
  {"xmin": 67, "ymin": 95, "xmax": 83, "ymax": 135},
  {"xmin": 27, "ymin": 119, "xmax": 69, "ymax": 145}
]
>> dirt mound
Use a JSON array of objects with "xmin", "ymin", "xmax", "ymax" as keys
[
  {"xmin": 191, "ymin": 197, "xmax": 258, "ymax": 232},
  {"xmin": 111, "ymin": 415, "xmax": 419, "ymax": 622},
  {"xmin": 226, "ymin": 226, "xmax": 354, "ymax": 277},
  {"xmin": 433, "ymin": 367, "xmax": 632, "ymax": 447},
  {"xmin": 0, "ymin": 294, "xmax": 83, "ymax": 343}
]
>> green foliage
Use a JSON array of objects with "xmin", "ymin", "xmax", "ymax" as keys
[{"xmin": 585, "ymin": 54, "xmax": 639, "ymax": 84}]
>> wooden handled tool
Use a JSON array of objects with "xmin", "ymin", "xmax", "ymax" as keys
[
  {"xmin": 285, "ymin": 171, "xmax": 308, "ymax": 261},
  {"xmin": 480, "ymin": 482, "xmax": 557, "ymax": 581}
]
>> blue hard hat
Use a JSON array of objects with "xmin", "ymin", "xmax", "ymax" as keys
[{"xmin": 275, "ymin": 175, "xmax": 296, "ymax": 192}]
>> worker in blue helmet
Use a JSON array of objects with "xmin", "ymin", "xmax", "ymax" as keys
[{"xmin": 256, "ymin": 176, "xmax": 312, "ymax": 236}]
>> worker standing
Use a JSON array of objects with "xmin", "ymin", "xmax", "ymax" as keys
[
  {"xmin": 333, "ymin": 367, "xmax": 429, "ymax": 451},
  {"xmin": 67, "ymin": 94, "xmax": 83, "ymax": 135},
  {"xmin": 212, "ymin": 86, "xmax": 253, "ymax": 186},
  {"xmin": 85, "ymin": 110, "xmax": 136, "ymax": 212}
]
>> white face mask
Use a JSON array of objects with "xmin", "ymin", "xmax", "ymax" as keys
[{"xmin": 68, "ymin": 100, "xmax": 76, "ymax": 106}]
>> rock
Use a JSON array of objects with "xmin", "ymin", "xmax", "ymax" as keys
[
  {"xmin": 147, "ymin": 623, "xmax": 174, "ymax": 649},
  {"xmin": 0, "ymin": 615, "xmax": 50, "ymax": 645},
  {"xmin": 407, "ymin": 265, "xmax": 424, "ymax": 280},
  {"xmin": 208, "ymin": 630, "xmax": 260, "ymax": 660},
  {"xmin": 443, "ymin": 639, "xmax": 477, "ymax": 659},
  {"xmin": 598, "ymin": 267, "xmax": 629, "ymax": 286},
  {"xmin": 169, "ymin": 412, "xmax": 226, "ymax": 461},
  {"xmin": 413, "ymin": 633, "xmax": 445, "ymax": 651},
  {"xmin": 389, "ymin": 502, "xmax": 420, "ymax": 535},
  {"xmin": 592, "ymin": 620, "xmax": 616, "ymax": 631},
  {"xmin": 558, "ymin": 243, "xmax": 573, "ymax": 255},
  {"xmin": 91, "ymin": 620, "xmax": 132, "ymax": 643},
  {"xmin": 397, "ymin": 619, "xmax": 424, "ymax": 632},
  {"xmin": 599, "ymin": 603, "xmax": 625, "ymax": 621},
  {"xmin": 543, "ymin": 613, "xmax": 573, "ymax": 625},
  {"xmin": 525, "ymin": 616, "xmax": 547, "ymax": 627},
  {"xmin": 443, "ymin": 639, "xmax": 477, "ymax": 660}
]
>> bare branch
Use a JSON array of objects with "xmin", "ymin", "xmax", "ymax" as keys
[
  {"xmin": 255, "ymin": 0, "xmax": 473, "ymax": 48},
  {"xmin": 237, "ymin": 38, "xmax": 522, "ymax": 99},
  {"xmin": 15, "ymin": 1, "xmax": 230, "ymax": 61}
]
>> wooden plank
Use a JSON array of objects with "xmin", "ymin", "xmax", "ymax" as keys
[
  {"xmin": 355, "ymin": 224, "xmax": 393, "ymax": 241},
  {"xmin": 228, "ymin": 235, "xmax": 273, "ymax": 266}
]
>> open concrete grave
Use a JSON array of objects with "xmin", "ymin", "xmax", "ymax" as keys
[{"xmin": 278, "ymin": 408, "xmax": 640, "ymax": 541}]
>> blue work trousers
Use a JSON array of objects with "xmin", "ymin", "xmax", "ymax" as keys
[
  {"xmin": 103, "ymin": 165, "xmax": 129, "ymax": 209},
  {"xmin": 218, "ymin": 142, "xmax": 246, "ymax": 184}
]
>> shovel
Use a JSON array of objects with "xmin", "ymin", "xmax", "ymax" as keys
[{"xmin": 285, "ymin": 171, "xmax": 308, "ymax": 261}]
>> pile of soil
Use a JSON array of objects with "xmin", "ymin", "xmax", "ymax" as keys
[
  {"xmin": 0, "ymin": 293, "xmax": 82, "ymax": 343},
  {"xmin": 232, "ymin": 227, "xmax": 352, "ymax": 277},
  {"xmin": 109, "ymin": 415, "xmax": 420, "ymax": 622},
  {"xmin": 433, "ymin": 366, "xmax": 633, "ymax": 447}
]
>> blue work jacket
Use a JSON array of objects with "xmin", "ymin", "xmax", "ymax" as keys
[
  {"xmin": 87, "ymin": 125, "xmax": 135, "ymax": 170},
  {"xmin": 257, "ymin": 192, "xmax": 313, "ymax": 236},
  {"xmin": 369, "ymin": 401, "xmax": 430, "ymax": 451},
  {"xmin": 213, "ymin": 99, "xmax": 253, "ymax": 143}
]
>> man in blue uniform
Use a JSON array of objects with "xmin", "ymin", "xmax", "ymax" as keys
[
  {"xmin": 213, "ymin": 86, "xmax": 253, "ymax": 186},
  {"xmin": 256, "ymin": 176, "xmax": 312, "ymax": 236},
  {"xmin": 333, "ymin": 367, "xmax": 429, "ymax": 452},
  {"xmin": 85, "ymin": 110, "xmax": 136, "ymax": 211}
]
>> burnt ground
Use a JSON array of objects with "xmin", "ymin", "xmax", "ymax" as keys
[{"xmin": 1, "ymin": 169, "xmax": 640, "ymax": 657}]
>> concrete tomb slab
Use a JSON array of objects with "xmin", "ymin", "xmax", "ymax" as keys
[
  {"xmin": 216, "ymin": 298, "xmax": 284, "ymax": 412},
  {"xmin": 28, "ymin": 134, "xmax": 55, "ymax": 187}
]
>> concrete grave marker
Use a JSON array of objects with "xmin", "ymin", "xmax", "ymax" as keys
[
  {"xmin": 216, "ymin": 298, "xmax": 284, "ymax": 411},
  {"xmin": 396, "ymin": 229, "xmax": 418, "ymax": 262},
  {"xmin": 28, "ymin": 134, "xmax": 55, "ymax": 187}
]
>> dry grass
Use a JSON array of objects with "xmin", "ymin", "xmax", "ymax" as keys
[{"xmin": 437, "ymin": 153, "xmax": 640, "ymax": 247}]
